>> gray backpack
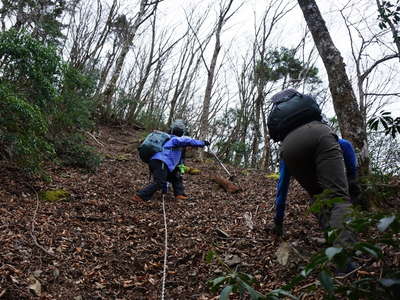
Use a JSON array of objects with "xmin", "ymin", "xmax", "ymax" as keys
[{"xmin": 138, "ymin": 131, "xmax": 170, "ymax": 163}]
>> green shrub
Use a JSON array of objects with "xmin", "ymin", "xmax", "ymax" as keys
[
  {"xmin": 0, "ymin": 29, "xmax": 98, "ymax": 174},
  {"xmin": 282, "ymin": 210, "xmax": 400, "ymax": 299},
  {"xmin": 54, "ymin": 134, "xmax": 102, "ymax": 172},
  {"xmin": 50, "ymin": 64, "xmax": 96, "ymax": 135},
  {"xmin": 0, "ymin": 29, "xmax": 60, "ymax": 172},
  {"xmin": 360, "ymin": 173, "xmax": 398, "ymax": 209},
  {"xmin": 0, "ymin": 29, "xmax": 60, "ymax": 111},
  {"xmin": 0, "ymin": 84, "xmax": 54, "ymax": 173},
  {"xmin": 136, "ymin": 109, "xmax": 165, "ymax": 131},
  {"xmin": 206, "ymin": 195, "xmax": 400, "ymax": 299},
  {"xmin": 206, "ymin": 250, "xmax": 297, "ymax": 300}
]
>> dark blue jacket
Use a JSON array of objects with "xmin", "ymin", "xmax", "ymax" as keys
[
  {"xmin": 151, "ymin": 136, "xmax": 205, "ymax": 172},
  {"xmin": 274, "ymin": 138, "xmax": 357, "ymax": 223}
]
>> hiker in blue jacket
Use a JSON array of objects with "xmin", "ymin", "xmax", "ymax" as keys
[
  {"xmin": 133, "ymin": 120, "xmax": 209, "ymax": 201},
  {"xmin": 272, "ymin": 138, "xmax": 359, "ymax": 236}
]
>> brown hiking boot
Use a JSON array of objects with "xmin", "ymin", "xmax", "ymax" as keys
[
  {"xmin": 175, "ymin": 194, "xmax": 189, "ymax": 200},
  {"xmin": 132, "ymin": 194, "xmax": 144, "ymax": 201}
]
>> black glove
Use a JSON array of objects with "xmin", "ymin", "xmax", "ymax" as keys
[
  {"xmin": 203, "ymin": 140, "xmax": 210, "ymax": 146},
  {"xmin": 348, "ymin": 179, "xmax": 361, "ymax": 200},
  {"xmin": 348, "ymin": 178, "xmax": 366, "ymax": 209},
  {"xmin": 272, "ymin": 221, "xmax": 283, "ymax": 237}
]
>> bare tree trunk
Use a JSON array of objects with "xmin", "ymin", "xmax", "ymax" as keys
[
  {"xmin": 125, "ymin": 27, "xmax": 185, "ymax": 123},
  {"xmin": 68, "ymin": 0, "xmax": 119, "ymax": 71},
  {"xmin": 199, "ymin": 32, "xmax": 221, "ymax": 142},
  {"xmin": 101, "ymin": 0, "xmax": 158, "ymax": 120},
  {"xmin": 199, "ymin": 0, "xmax": 236, "ymax": 146},
  {"xmin": 230, "ymin": 52, "xmax": 255, "ymax": 166},
  {"xmin": 126, "ymin": 13, "xmax": 158, "ymax": 123},
  {"xmin": 250, "ymin": 1, "xmax": 295, "ymax": 168},
  {"xmin": 260, "ymin": 104, "xmax": 271, "ymax": 171},
  {"xmin": 251, "ymin": 89, "xmax": 262, "ymax": 167},
  {"xmin": 96, "ymin": 39, "xmax": 120, "ymax": 94},
  {"xmin": 297, "ymin": 0, "xmax": 369, "ymax": 174},
  {"xmin": 132, "ymin": 57, "xmax": 163, "ymax": 122},
  {"xmin": 166, "ymin": 26, "xmax": 205, "ymax": 127}
]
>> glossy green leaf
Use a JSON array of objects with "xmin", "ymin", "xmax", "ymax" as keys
[
  {"xmin": 355, "ymin": 242, "xmax": 382, "ymax": 258},
  {"xmin": 219, "ymin": 285, "xmax": 233, "ymax": 300},
  {"xmin": 210, "ymin": 276, "xmax": 227, "ymax": 292},
  {"xmin": 325, "ymin": 247, "xmax": 343, "ymax": 260},
  {"xmin": 238, "ymin": 278, "xmax": 265, "ymax": 299},
  {"xmin": 319, "ymin": 270, "xmax": 334, "ymax": 293},
  {"xmin": 269, "ymin": 289, "xmax": 299, "ymax": 299},
  {"xmin": 377, "ymin": 216, "xmax": 396, "ymax": 232}
]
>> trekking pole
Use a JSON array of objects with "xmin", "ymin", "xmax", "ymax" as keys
[{"xmin": 208, "ymin": 149, "xmax": 233, "ymax": 179}]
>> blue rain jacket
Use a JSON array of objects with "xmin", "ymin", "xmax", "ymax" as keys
[
  {"xmin": 151, "ymin": 136, "xmax": 205, "ymax": 172},
  {"xmin": 274, "ymin": 138, "xmax": 357, "ymax": 223}
]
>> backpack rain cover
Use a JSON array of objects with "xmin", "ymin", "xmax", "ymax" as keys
[{"xmin": 138, "ymin": 131, "xmax": 170, "ymax": 163}]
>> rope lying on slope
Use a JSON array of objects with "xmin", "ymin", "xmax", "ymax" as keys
[{"xmin": 161, "ymin": 193, "xmax": 168, "ymax": 300}]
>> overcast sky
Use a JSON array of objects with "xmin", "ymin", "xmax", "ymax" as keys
[{"xmin": 117, "ymin": 0, "xmax": 399, "ymax": 115}]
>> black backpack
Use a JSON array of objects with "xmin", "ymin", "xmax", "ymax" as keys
[
  {"xmin": 267, "ymin": 92, "xmax": 322, "ymax": 142},
  {"xmin": 138, "ymin": 131, "xmax": 171, "ymax": 163}
]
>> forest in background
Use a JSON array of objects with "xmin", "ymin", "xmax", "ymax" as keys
[
  {"xmin": 0, "ymin": 0, "xmax": 399, "ymax": 175},
  {"xmin": 0, "ymin": 1, "xmax": 400, "ymax": 299}
]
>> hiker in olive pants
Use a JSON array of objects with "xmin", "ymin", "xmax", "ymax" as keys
[
  {"xmin": 280, "ymin": 120, "xmax": 356, "ymax": 247},
  {"xmin": 267, "ymin": 89, "xmax": 356, "ymax": 251}
]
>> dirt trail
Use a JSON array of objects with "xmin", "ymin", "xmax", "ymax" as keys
[{"xmin": 0, "ymin": 125, "xmax": 332, "ymax": 299}]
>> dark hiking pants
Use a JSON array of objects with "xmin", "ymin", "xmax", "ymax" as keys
[
  {"xmin": 281, "ymin": 121, "xmax": 356, "ymax": 247},
  {"xmin": 137, "ymin": 159, "xmax": 184, "ymax": 200}
]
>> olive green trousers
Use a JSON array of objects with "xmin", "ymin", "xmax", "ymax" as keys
[{"xmin": 281, "ymin": 121, "xmax": 355, "ymax": 247}]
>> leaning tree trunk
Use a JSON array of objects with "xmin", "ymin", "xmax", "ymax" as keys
[
  {"xmin": 260, "ymin": 104, "xmax": 271, "ymax": 171},
  {"xmin": 199, "ymin": 0, "xmax": 235, "ymax": 159},
  {"xmin": 199, "ymin": 32, "xmax": 221, "ymax": 143},
  {"xmin": 297, "ymin": 0, "xmax": 369, "ymax": 175},
  {"xmin": 102, "ymin": 36, "xmax": 133, "ymax": 119},
  {"xmin": 101, "ymin": 0, "xmax": 156, "ymax": 120},
  {"xmin": 250, "ymin": 87, "xmax": 263, "ymax": 168}
]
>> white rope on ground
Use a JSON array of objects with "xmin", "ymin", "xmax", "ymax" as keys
[{"xmin": 161, "ymin": 193, "xmax": 168, "ymax": 300}]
